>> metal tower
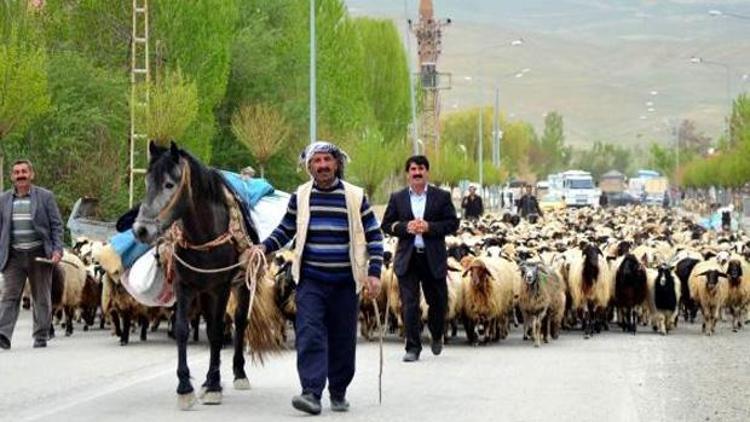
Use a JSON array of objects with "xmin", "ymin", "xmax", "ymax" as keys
[{"xmin": 410, "ymin": 0, "xmax": 451, "ymax": 156}]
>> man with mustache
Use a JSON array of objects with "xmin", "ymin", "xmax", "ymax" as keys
[
  {"xmin": 253, "ymin": 141, "xmax": 383, "ymax": 415},
  {"xmin": 0, "ymin": 159, "xmax": 64, "ymax": 350},
  {"xmin": 381, "ymin": 155, "xmax": 459, "ymax": 362}
]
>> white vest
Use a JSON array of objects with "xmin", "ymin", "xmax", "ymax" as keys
[{"xmin": 291, "ymin": 180, "xmax": 369, "ymax": 291}]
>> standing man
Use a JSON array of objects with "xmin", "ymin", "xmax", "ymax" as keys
[
  {"xmin": 254, "ymin": 141, "xmax": 383, "ymax": 415},
  {"xmin": 381, "ymin": 155, "xmax": 459, "ymax": 362},
  {"xmin": 461, "ymin": 185, "xmax": 483, "ymax": 220},
  {"xmin": 518, "ymin": 185, "xmax": 543, "ymax": 221},
  {"xmin": 0, "ymin": 159, "xmax": 63, "ymax": 350}
]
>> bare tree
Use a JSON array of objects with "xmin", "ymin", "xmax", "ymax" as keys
[{"xmin": 231, "ymin": 103, "xmax": 289, "ymax": 178}]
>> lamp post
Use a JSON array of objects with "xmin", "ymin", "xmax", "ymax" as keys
[
  {"xmin": 309, "ymin": 0, "xmax": 316, "ymax": 145},
  {"xmin": 690, "ymin": 56, "xmax": 732, "ymax": 136}
]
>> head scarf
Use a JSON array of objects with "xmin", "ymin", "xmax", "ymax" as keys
[{"xmin": 299, "ymin": 141, "xmax": 349, "ymax": 179}]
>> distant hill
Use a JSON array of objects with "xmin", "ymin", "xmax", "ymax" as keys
[{"xmin": 346, "ymin": 0, "xmax": 750, "ymax": 147}]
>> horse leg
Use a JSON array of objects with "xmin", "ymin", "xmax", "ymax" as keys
[
  {"xmin": 139, "ymin": 315, "xmax": 148, "ymax": 341},
  {"xmin": 232, "ymin": 285, "xmax": 251, "ymax": 390},
  {"xmin": 120, "ymin": 312, "xmax": 131, "ymax": 346},
  {"xmin": 65, "ymin": 305, "xmax": 74, "ymax": 336},
  {"xmin": 201, "ymin": 287, "xmax": 230, "ymax": 405},
  {"xmin": 175, "ymin": 284, "xmax": 196, "ymax": 410}
]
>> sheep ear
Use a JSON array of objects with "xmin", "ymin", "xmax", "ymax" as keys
[
  {"xmin": 696, "ymin": 270, "xmax": 710, "ymax": 278},
  {"xmin": 718, "ymin": 272, "xmax": 729, "ymax": 279}
]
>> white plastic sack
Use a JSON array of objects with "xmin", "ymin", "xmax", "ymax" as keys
[
  {"xmin": 250, "ymin": 191, "xmax": 291, "ymax": 241},
  {"xmin": 121, "ymin": 247, "xmax": 175, "ymax": 307}
]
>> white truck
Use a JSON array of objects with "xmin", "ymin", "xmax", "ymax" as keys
[{"xmin": 561, "ymin": 170, "xmax": 600, "ymax": 208}]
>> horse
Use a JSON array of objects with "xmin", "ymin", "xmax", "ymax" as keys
[{"xmin": 133, "ymin": 141, "xmax": 259, "ymax": 409}]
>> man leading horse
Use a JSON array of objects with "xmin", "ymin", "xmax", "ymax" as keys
[{"xmin": 253, "ymin": 141, "xmax": 384, "ymax": 415}]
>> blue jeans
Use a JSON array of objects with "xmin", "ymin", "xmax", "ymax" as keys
[{"xmin": 295, "ymin": 277, "xmax": 358, "ymax": 400}]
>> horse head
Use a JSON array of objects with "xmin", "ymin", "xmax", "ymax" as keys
[{"xmin": 133, "ymin": 141, "xmax": 191, "ymax": 244}]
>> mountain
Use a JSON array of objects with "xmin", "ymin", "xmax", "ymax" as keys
[{"xmin": 345, "ymin": 0, "xmax": 750, "ymax": 147}]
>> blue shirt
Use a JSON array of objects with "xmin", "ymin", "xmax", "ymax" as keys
[
  {"xmin": 409, "ymin": 187, "xmax": 427, "ymax": 248},
  {"xmin": 262, "ymin": 179, "xmax": 384, "ymax": 283}
]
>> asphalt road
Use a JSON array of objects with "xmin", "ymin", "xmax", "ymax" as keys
[{"xmin": 1, "ymin": 309, "xmax": 749, "ymax": 422}]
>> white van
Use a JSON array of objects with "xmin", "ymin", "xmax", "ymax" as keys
[{"xmin": 561, "ymin": 170, "xmax": 600, "ymax": 207}]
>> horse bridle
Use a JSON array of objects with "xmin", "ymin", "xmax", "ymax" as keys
[{"xmin": 134, "ymin": 159, "xmax": 193, "ymax": 232}]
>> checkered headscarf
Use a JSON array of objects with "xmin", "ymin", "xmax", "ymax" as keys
[{"xmin": 299, "ymin": 141, "xmax": 349, "ymax": 179}]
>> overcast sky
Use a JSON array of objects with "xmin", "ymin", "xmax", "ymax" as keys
[{"xmin": 345, "ymin": 0, "xmax": 750, "ymax": 146}]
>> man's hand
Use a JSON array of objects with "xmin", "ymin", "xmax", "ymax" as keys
[
  {"xmin": 406, "ymin": 219, "xmax": 420, "ymax": 234},
  {"xmin": 51, "ymin": 250, "xmax": 62, "ymax": 264},
  {"xmin": 251, "ymin": 244, "xmax": 267, "ymax": 256},
  {"xmin": 415, "ymin": 219, "xmax": 429, "ymax": 234},
  {"xmin": 363, "ymin": 275, "xmax": 381, "ymax": 300}
]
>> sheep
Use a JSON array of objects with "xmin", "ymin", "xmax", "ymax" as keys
[
  {"xmin": 100, "ymin": 272, "xmax": 150, "ymax": 346},
  {"xmin": 646, "ymin": 264, "xmax": 681, "ymax": 335},
  {"xmin": 723, "ymin": 256, "xmax": 750, "ymax": 332},
  {"xmin": 444, "ymin": 257, "xmax": 464, "ymax": 342},
  {"xmin": 567, "ymin": 243, "xmax": 612, "ymax": 338},
  {"xmin": 673, "ymin": 253, "xmax": 702, "ymax": 323},
  {"xmin": 517, "ymin": 260, "xmax": 566, "ymax": 347},
  {"xmin": 383, "ymin": 267, "xmax": 428, "ymax": 338},
  {"xmin": 612, "ymin": 253, "xmax": 649, "ymax": 334},
  {"xmin": 49, "ymin": 250, "xmax": 87, "ymax": 337},
  {"xmin": 688, "ymin": 260, "xmax": 729, "ymax": 336},
  {"xmin": 459, "ymin": 256, "xmax": 516, "ymax": 345}
]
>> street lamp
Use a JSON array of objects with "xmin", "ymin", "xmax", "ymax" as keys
[{"xmin": 690, "ymin": 55, "xmax": 732, "ymax": 134}]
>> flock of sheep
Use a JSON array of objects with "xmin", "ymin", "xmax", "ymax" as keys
[{"xmin": 7, "ymin": 204, "xmax": 750, "ymax": 350}]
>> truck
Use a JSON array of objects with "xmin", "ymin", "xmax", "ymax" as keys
[
  {"xmin": 560, "ymin": 170, "xmax": 600, "ymax": 208},
  {"xmin": 627, "ymin": 169, "xmax": 668, "ymax": 206}
]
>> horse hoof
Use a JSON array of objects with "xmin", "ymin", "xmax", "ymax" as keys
[
  {"xmin": 178, "ymin": 392, "xmax": 197, "ymax": 410},
  {"xmin": 199, "ymin": 389, "xmax": 222, "ymax": 405},
  {"xmin": 583, "ymin": 334, "xmax": 590, "ymax": 340},
  {"xmin": 234, "ymin": 378, "xmax": 251, "ymax": 390}
]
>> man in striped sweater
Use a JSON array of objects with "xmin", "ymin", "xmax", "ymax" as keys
[{"xmin": 255, "ymin": 141, "xmax": 383, "ymax": 415}]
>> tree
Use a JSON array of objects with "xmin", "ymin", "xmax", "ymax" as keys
[
  {"xmin": 231, "ymin": 103, "xmax": 290, "ymax": 178},
  {"xmin": 144, "ymin": 68, "xmax": 199, "ymax": 145},
  {"xmin": 353, "ymin": 18, "xmax": 411, "ymax": 146},
  {"xmin": 648, "ymin": 143, "xmax": 675, "ymax": 178},
  {"xmin": 537, "ymin": 111, "xmax": 568, "ymax": 176},
  {"xmin": 343, "ymin": 128, "xmax": 402, "ymax": 198},
  {"xmin": 0, "ymin": 22, "xmax": 50, "ymax": 189}
]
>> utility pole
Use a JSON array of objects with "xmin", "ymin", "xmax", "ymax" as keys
[
  {"xmin": 404, "ymin": 0, "xmax": 420, "ymax": 154},
  {"xmin": 493, "ymin": 87, "xmax": 500, "ymax": 166},
  {"xmin": 411, "ymin": 0, "xmax": 451, "ymax": 156},
  {"xmin": 309, "ymin": 0, "xmax": 317, "ymax": 145},
  {"xmin": 478, "ymin": 107, "xmax": 483, "ymax": 186},
  {"xmin": 129, "ymin": 0, "xmax": 150, "ymax": 207}
]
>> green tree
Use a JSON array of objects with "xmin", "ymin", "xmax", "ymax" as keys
[
  {"xmin": 648, "ymin": 143, "xmax": 675, "ymax": 178},
  {"xmin": 152, "ymin": 0, "xmax": 239, "ymax": 161},
  {"xmin": 344, "ymin": 128, "xmax": 401, "ymax": 197},
  {"xmin": 353, "ymin": 17, "xmax": 411, "ymax": 146},
  {"xmin": 144, "ymin": 68, "xmax": 199, "ymax": 145},
  {"xmin": 537, "ymin": 111, "xmax": 568, "ymax": 176},
  {"xmin": 0, "ymin": 21, "xmax": 50, "ymax": 189}
]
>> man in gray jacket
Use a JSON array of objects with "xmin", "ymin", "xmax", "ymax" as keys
[{"xmin": 0, "ymin": 159, "xmax": 63, "ymax": 349}]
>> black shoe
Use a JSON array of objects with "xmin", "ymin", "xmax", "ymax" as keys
[
  {"xmin": 33, "ymin": 338, "xmax": 47, "ymax": 348},
  {"xmin": 402, "ymin": 351, "xmax": 419, "ymax": 362},
  {"xmin": 431, "ymin": 338, "xmax": 443, "ymax": 356},
  {"xmin": 0, "ymin": 335, "xmax": 10, "ymax": 350},
  {"xmin": 330, "ymin": 397, "xmax": 350, "ymax": 412},
  {"xmin": 292, "ymin": 393, "xmax": 321, "ymax": 415}
]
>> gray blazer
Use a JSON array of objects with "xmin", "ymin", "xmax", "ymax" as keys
[{"xmin": 0, "ymin": 186, "xmax": 64, "ymax": 270}]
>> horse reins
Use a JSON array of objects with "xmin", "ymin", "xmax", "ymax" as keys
[{"xmin": 157, "ymin": 160, "xmax": 193, "ymax": 222}]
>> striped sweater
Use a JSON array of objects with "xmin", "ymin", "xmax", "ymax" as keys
[{"xmin": 262, "ymin": 179, "xmax": 384, "ymax": 283}]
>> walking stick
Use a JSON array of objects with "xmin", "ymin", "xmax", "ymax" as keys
[{"xmin": 372, "ymin": 298, "xmax": 383, "ymax": 405}]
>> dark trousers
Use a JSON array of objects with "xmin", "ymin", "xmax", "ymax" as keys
[
  {"xmin": 295, "ymin": 278, "xmax": 358, "ymax": 400},
  {"xmin": 0, "ymin": 247, "xmax": 52, "ymax": 341},
  {"xmin": 399, "ymin": 251, "xmax": 447, "ymax": 354}
]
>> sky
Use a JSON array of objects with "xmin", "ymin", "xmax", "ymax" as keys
[{"xmin": 345, "ymin": 0, "xmax": 750, "ymax": 146}]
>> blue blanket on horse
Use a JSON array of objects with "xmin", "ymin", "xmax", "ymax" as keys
[{"xmin": 112, "ymin": 173, "xmax": 275, "ymax": 269}]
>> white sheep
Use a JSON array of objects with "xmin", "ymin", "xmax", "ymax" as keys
[
  {"xmin": 722, "ymin": 255, "xmax": 750, "ymax": 332},
  {"xmin": 688, "ymin": 259, "xmax": 729, "ymax": 336}
]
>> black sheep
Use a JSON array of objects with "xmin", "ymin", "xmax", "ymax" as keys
[{"xmin": 614, "ymin": 253, "xmax": 648, "ymax": 333}]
